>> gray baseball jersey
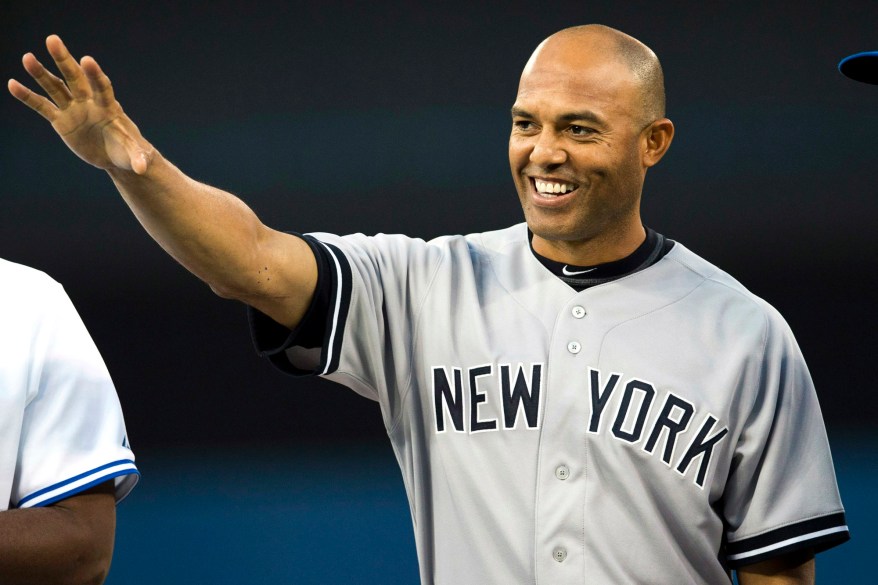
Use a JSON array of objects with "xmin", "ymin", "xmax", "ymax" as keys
[
  {"xmin": 0, "ymin": 258, "xmax": 138, "ymax": 510},
  {"xmin": 251, "ymin": 223, "xmax": 848, "ymax": 584}
]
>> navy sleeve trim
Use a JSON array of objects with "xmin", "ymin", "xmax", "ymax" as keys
[
  {"xmin": 318, "ymin": 241, "xmax": 352, "ymax": 375},
  {"xmin": 17, "ymin": 459, "xmax": 140, "ymax": 508},
  {"xmin": 726, "ymin": 512, "xmax": 850, "ymax": 567},
  {"xmin": 247, "ymin": 235, "xmax": 352, "ymax": 377}
]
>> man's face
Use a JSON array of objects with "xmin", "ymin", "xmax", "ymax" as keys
[{"xmin": 509, "ymin": 37, "xmax": 650, "ymax": 257}]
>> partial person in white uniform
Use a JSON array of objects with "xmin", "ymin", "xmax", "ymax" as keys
[
  {"xmin": 8, "ymin": 23, "xmax": 847, "ymax": 585},
  {"xmin": 0, "ymin": 258, "xmax": 138, "ymax": 584}
]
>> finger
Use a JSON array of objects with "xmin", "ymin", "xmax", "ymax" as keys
[
  {"xmin": 22, "ymin": 52, "xmax": 74, "ymax": 107},
  {"xmin": 45, "ymin": 34, "xmax": 91, "ymax": 99},
  {"xmin": 7, "ymin": 78, "xmax": 60, "ymax": 122},
  {"xmin": 81, "ymin": 56, "xmax": 116, "ymax": 108}
]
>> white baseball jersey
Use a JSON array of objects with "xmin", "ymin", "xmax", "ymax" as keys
[
  {"xmin": 251, "ymin": 223, "xmax": 848, "ymax": 584},
  {"xmin": 0, "ymin": 258, "xmax": 138, "ymax": 511}
]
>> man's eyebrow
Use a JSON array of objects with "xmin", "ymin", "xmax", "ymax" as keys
[
  {"xmin": 558, "ymin": 111, "xmax": 604, "ymax": 125},
  {"xmin": 510, "ymin": 107, "xmax": 604, "ymax": 125}
]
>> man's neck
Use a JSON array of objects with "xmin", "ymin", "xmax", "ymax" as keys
[{"xmin": 530, "ymin": 224, "xmax": 647, "ymax": 266}]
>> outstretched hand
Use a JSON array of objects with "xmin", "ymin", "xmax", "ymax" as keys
[{"xmin": 8, "ymin": 35, "xmax": 153, "ymax": 175}]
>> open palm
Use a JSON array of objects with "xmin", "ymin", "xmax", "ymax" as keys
[{"xmin": 8, "ymin": 35, "xmax": 152, "ymax": 174}]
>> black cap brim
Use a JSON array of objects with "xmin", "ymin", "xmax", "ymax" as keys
[{"xmin": 838, "ymin": 51, "xmax": 878, "ymax": 85}]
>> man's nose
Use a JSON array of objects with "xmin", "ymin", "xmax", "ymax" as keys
[{"xmin": 529, "ymin": 130, "xmax": 568, "ymax": 167}]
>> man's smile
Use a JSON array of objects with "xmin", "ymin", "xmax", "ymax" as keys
[{"xmin": 531, "ymin": 177, "xmax": 580, "ymax": 200}]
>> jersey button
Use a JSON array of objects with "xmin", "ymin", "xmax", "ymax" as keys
[
  {"xmin": 553, "ymin": 547, "xmax": 567, "ymax": 563},
  {"xmin": 555, "ymin": 465, "xmax": 570, "ymax": 480},
  {"xmin": 571, "ymin": 306, "xmax": 586, "ymax": 319},
  {"xmin": 567, "ymin": 341, "xmax": 581, "ymax": 354}
]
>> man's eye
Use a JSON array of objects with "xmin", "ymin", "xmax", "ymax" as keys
[
  {"xmin": 513, "ymin": 120, "xmax": 534, "ymax": 130},
  {"xmin": 569, "ymin": 125, "xmax": 594, "ymax": 136}
]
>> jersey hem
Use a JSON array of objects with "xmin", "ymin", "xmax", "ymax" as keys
[{"xmin": 17, "ymin": 459, "xmax": 140, "ymax": 508}]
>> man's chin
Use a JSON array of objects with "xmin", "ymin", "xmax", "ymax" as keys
[{"xmin": 523, "ymin": 213, "xmax": 581, "ymax": 243}]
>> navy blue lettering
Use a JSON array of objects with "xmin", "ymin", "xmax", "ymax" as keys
[
  {"xmin": 644, "ymin": 393, "xmax": 695, "ymax": 464},
  {"xmin": 433, "ymin": 367, "xmax": 464, "ymax": 432},
  {"xmin": 500, "ymin": 364, "xmax": 542, "ymax": 429},
  {"xmin": 612, "ymin": 379, "xmax": 656, "ymax": 443},
  {"xmin": 676, "ymin": 415, "xmax": 729, "ymax": 488},
  {"xmin": 469, "ymin": 365, "xmax": 497, "ymax": 432},
  {"xmin": 589, "ymin": 369, "xmax": 621, "ymax": 433}
]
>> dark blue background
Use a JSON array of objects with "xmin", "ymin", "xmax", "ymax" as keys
[{"xmin": 1, "ymin": 0, "xmax": 875, "ymax": 582}]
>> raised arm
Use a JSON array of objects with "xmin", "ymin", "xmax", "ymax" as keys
[{"xmin": 8, "ymin": 35, "xmax": 316, "ymax": 329}]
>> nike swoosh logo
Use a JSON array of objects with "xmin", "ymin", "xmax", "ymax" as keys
[{"xmin": 562, "ymin": 265, "xmax": 598, "ymax": 276}]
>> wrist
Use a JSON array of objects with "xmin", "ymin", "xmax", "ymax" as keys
[{"xmin": 106, "ymin": 146, "xmax": 162, "ymax": 183}]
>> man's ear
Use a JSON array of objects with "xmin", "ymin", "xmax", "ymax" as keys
[{"xmin": 642, "ymin": 118, "xmax": 674, "ymax": 168}]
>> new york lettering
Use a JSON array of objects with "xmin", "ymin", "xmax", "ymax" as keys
[
  {"xmin": 431, "ymin": 364, "xmax": 729, "ymax": 489},
  {"xmin": 432, "ymin": 363, "xmax": 543, "ymax": 433},
  {"xmin": 587, "ymin": 367, "xmax": 728, "ymax": 489}
]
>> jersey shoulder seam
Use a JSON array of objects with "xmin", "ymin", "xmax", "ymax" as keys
[
  {"xmin": 663, "ymin": 250, "xmax": 774, "ymax": 424},
  {"xmin": 665, "ymin": 248, "xmax": 778, "ymax": 318}
]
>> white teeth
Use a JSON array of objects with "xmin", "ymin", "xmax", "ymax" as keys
[{"xmin": 535, "ymin": 179, "xmax": 577, "ymax": 195}]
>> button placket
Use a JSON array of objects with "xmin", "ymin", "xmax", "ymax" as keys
[{"xmin": 536, "ymin": 302, "xmax": 590, "ymax": 581}]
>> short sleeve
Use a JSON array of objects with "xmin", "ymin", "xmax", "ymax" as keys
[
  {"xmin": 13, "ymin": 279, "xmax": 138, "ymax": 508},
  {"xmin": 249, "ymin": 233, "xmax": 349, "ymax": 376},
  {"xmin": 722, "ymin": 309, "xmax": 849, "ymax": 567},
  {"xmin": 249, "ymin": 231, "xmax": 447, "ymax": 418}
]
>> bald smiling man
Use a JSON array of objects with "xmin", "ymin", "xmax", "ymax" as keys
[{"xmin": 10, "ymin": 24, "xmax": 848, "ymax": 585}]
